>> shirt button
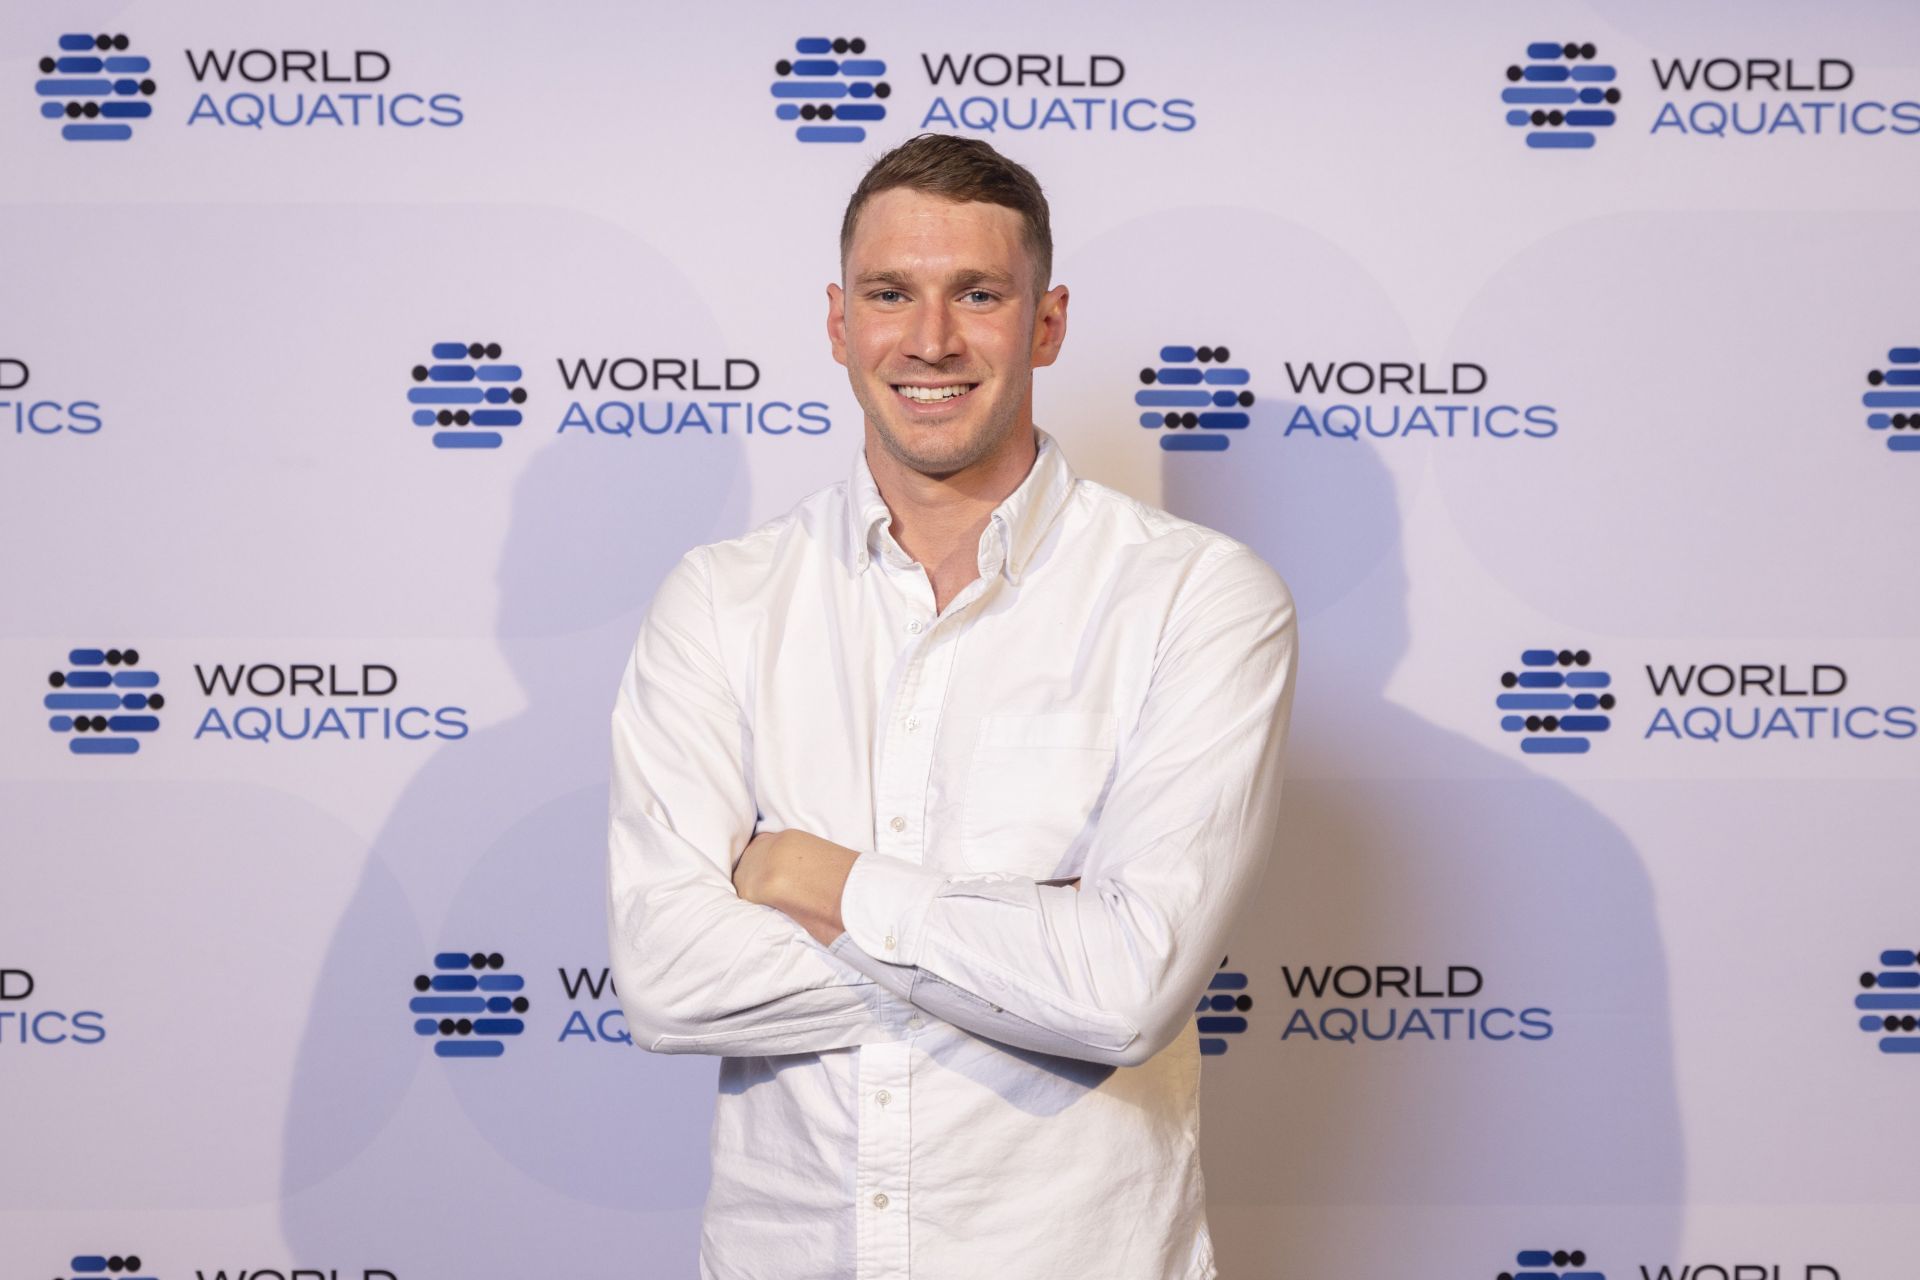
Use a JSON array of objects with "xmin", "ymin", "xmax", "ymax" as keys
[
  {"xmin": 904, "ymin": 716, "xmax": 919, "ymax": 732},
  {"xmin": 907, "ymin": 1015, "xmax": 924, "ymax": 1031},
  {"xmin": 883, "ymin": 934, "xmax": 896, "ymax": 951},
  {"xmin": 875, "ymin": 1089, "xmax": 892, "ymax": 1107},
  {"xmin": 905, "ymin": 619, "xmax": 923, "ymax": 634},
  {"xmin": 872, "ymin": 1192, "xmax": 890, "ymax": 1210},
  {"xmin": 889, "ymin": 815, "xmax": 906, "ymax": 832}
]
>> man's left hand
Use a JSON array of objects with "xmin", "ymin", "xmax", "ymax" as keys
[{"xmin": 733, "ymin": 827, "xmax": 861, "ymax": 947}]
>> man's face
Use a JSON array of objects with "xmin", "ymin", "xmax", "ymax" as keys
[{"xmin": 828, "ymin": 187, "xmax": 1067, "ymax": 479}]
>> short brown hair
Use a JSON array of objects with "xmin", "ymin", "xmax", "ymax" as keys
[{"xmin": 839, "ymin": 133, "xmax": 1053, "ymax": 299}]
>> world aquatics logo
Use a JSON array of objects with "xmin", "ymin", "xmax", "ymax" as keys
[
  {"xmin": 1136, "ymin": 344, "xmax": 1255, "ymax": 453},
  {"xmin": 35, "ymin": 33, "xmax": 156, "ymax": 141},
  {"xmin": 771, "ymin": 37, "xmax": 890, "ymax": 143},
  {"xmin": 1497, "ymin": 648, "xmax": 1615, "ymax": 755},
  {"xmin": 411, "ymin": 951, "xmax": 529, "ymax": 1058},
  {"xmin": 1863, "ymin": 345, "xmax": 1920, "ymax": 453},
  {"xmin": 1855, "ymin": 947, "xmax": 1920, "ymax": 1054},
  {"xmin": 1502, "ymin": 41, "xmax": 1620, "ymax": 149},
  {"xmin": 407, "ymin": 342, "xmax": 527, "ymax": 450},
  {"xmin": 1195, "ymin": 957, "xmax": 1252, "ymax": 1056},
  {"xmin": 46, "ymin": 646, "xmax": 162, "ymax": 755}
]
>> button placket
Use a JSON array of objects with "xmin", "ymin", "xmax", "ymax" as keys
[{"xmin": 854, "ymin": 1039, "xmax": 911, "ymax": 1276}]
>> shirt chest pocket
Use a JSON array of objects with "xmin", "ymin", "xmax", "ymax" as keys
[{"xmin": 957, "ymin": 711, "xmax": 1119, "ymax": 878}]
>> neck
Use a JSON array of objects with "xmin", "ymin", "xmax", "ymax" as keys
[{"xmin": 866, "ymin": 423, "xmax": 1039, "ymax": 612}]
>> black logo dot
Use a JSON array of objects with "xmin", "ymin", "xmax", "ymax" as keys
[
  {"xmin": 850, "ymin": 38, "xmax": 867, "ymax": 54},
  {"xmin": 49, "ymin": 672, "xmax": 66, "ymax": 688},
  {"xmin": 513, "ymin": 996, "xmax": 530, "ymax": 1012},
  {"xmin": 412, "ymin": 365, "xmax": 428, "ymax": 381},
  {"xmin": 436, "ymin": 410, "xmax": 454, "ymax": 426},
  {"xmin": 1579, "ymin": 43, "xmax": 1596, "ymax": 58},
  {"xmin": 1235, "ymin": 994, "xmax": 1251, "ymax": 1011},
  {"xmin": 1604, "ymin": 87, "xmax": 1620, "ymax": 103},
  {"xmin": 488, "ymin": 952, "xmax": 504, "ymax": 969},
  {"xmin": 800, "ymin": 104, "xmax": 818, "ymax": 120},
  {"xmin": 469, "ymin": 952, "xmax": 487, "ymax": 969},
  {"xmin": 1140, "ymin": 368, "xmax": 1157, "ymax": 384},
  {"xmin": 139, "ymin": 79, "xmax": 156, "ymax": 95},
  {"xmin": 1505, "ymin": 66, "xmax": 1522, "ymax": 82},
  {"xmin": 1571, "ymin": 1252, "xmax": 1587, "ymax": 1267},
  {"xmin": 1525, "ymin": 716, "xmax": 1541, "ymax": 731},
  {"xmin": 1196, "ymin": 346, "xmax": 1214, "ymax": 362},
  {"xmin": 1598, "ymin": 693, "xmax": 1616, "ymax": 710},
  {"xmin": 1561, "ymin": 42, "xmax": 1578, "ymax": 58},
  {"xmin": 485, "ymin": 342, "xmax": 502, "ymax": 359},
  {"xmin": 439, "ymin": 1017, "xmax": 455, "ymax": 1034},
  {"xmin": 108, "ymin": 1258, "xmax": 124, "ymax": 1272},
  {"xmin": 1574, "ymin": 650, "xmax": 1590, "ymax": 665},
  {"xmin": 466, "ymin": 342, "xmax": 484, "ymax": 359},
  {"xmin": 1163, "ymin": 412, "xmax": 1179, "ymax": 428},
  {"xmin": 775, "ymin": 59, "xmax": 792, "ymax": 76},
  {"xmin": 95, "ymin": 34, "xmax": 112, "ymax": 50},
  {"xmin": 1501, "ymin": 672, "xmax": 1518, "ymax": 688},
  {"xmin": 39, "ymin": 57, "xmax": 55, "ymax": 73},
  {"xmin": 456, "ymin": 1018, "xmax": 473, "ymax": 1034},
  {"xmin": 875, "ymin": 82, "xmax": 891, "ymax": 99},
  {"xmin": 832, "ymin": 38, "xmax": 848, "ymax": 54},
  {"xmin": 820, "ymin": 104, "xmax": 836, "ymax": 119},
  {"xmin": 1530, "ymin": 110, "xmax": 1547, "ymax": 126},
  {"xmin": 1547, "ymin": 109, "xmax": 1564, "ymax": 126},
  {"xmin": 1215, "ymin": 347, "xmax": 1230, "ymax": 362},
  {"xmin": 453, "ymin": 410, "xmax": 471, "ymax": 426},
  {"xmin": 510, "ymin": 388, "xmax": 527, "ymax": 404},
  {"xmin": 414, "ymin": 975, "xmax": 430, "ymax": 992},
  {"xmin": 1862, "ymin": 972, "xmax": 1878, "ymax": 988},
  {"xmin": 1543, "ymin": 715, "xmax": 1561, "ymax": 731},
  {"xmin": 1554, "ymin": 1252, "xmax": 1570, "ymax": 1267},
  {"xmin": 1885, "ymin": 1015, "xmax": 1900, "ymax": 1031},
  {"xmin": 65, "ymin": 102, "xmax": 82, "ymax": 118},
  {"xmin": 1180, "ymin": 412, "xmax": 1197, "ymax": 428},
  {"xmin": 1238, "ymin": 391, "xmax": 1254, "ymax": 407},
  {"xmin": 1557, "ymin": 649, "xmax": 1574, "ymax": 665}
]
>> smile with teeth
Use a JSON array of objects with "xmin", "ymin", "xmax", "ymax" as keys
[{"xmin": 894, "ymin": 382, "xmax": 977, "ymax": 403}]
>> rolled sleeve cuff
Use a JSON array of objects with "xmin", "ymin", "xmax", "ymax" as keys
[{"xmin": 839, "ymin": 851, "xmax": 946, "ymax": 966}]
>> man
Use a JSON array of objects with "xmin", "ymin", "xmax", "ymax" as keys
[{"xmin": 607, "ymin": 132, "xmax": 1296, "ymax": 1280}]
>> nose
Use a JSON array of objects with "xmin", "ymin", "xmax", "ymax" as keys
[{"xmin": 904, "ymin": 296, "xmax": 964, "ymax": 367}]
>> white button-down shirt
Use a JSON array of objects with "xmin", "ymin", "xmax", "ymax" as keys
[{"xmin": 608, "ymin": 426, "xmax": 1296, "ymax": 1280}]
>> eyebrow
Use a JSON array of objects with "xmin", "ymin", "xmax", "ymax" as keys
[{"xmin": 854, "ymin": 267, "xmax": 1019, "ymax": 292}]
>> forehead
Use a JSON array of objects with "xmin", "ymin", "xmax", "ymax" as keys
[{"xmin": 846, "ymin": 188, "xmax": 1030, "ymax": 276}]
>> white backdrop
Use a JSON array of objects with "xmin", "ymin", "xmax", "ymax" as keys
[{"xmin": 4, "ymin": 3, "xmax": 1918, "ymax": 1277}]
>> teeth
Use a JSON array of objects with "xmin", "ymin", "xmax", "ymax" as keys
[{"xmin": 895, "ymin": 384, "xmax": 975, "ymax": 403}]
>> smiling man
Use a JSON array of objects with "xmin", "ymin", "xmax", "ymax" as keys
[{"xmin": 607, "ymin": 133, "xmax": 1297, "ymax": 1280}]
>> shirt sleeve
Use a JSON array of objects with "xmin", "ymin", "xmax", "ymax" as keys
[
  {"xmin": 834, "ymin": 540, "xmax": 1297, "ymax": 1068},
  {"xmin": 607, "ymin": 544, "xmax": 914, "ymax": 1056}
]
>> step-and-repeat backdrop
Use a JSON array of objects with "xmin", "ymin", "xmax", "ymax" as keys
[{"xmin": 5, "ymin": 2, "xmax": 1917, "ymax": 1277}]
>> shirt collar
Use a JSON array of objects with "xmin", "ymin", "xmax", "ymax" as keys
[{"xmin": 847, "ymin": 425, "xmax": 1077, "ymax": 587}]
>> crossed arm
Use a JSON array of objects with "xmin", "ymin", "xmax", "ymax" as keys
[{"xmin": 606, "ymin": 540, "xmax": 1296, "ymax": 1067}]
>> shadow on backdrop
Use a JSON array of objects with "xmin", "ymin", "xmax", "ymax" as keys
[
  {"xmin": 1163, "ymin": 412, "xmax": 1683, "ymax": 1273},
  {"xmin": 279, "ymin": 432, "xmax": 745, "ymax": 1271}
]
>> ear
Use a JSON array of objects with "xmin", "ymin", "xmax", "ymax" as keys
[
  {"xmin": 1030, "ymin": 283, "xmax": 1069, "ymax": 369},
  {"xmin": 826, "ymin": 282, "xmax": 849, "ymax": 368}
]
